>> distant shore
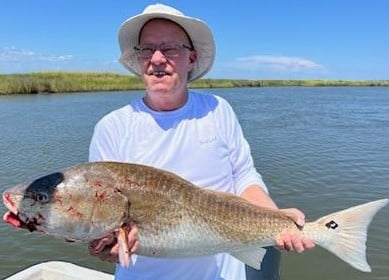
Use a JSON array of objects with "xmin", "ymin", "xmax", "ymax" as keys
[{"xmin": 1, "ymin": 72, "xmax": 388, "ymax": 95}]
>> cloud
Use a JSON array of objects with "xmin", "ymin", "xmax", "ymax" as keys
[
  {"xmin": 229, "ymin": 55, "xmax": 325, "ymax": 73},
  {"xmin": 0, "ymin": 46, "xmax": 124, "ymax": 73},
  {"xmin": 0, "ymin": 46, "xmax": 73, "ymax": 62}
]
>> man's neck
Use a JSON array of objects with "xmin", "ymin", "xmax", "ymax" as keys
[{"xmin": 143, "ymin": 90, "xmax": 188, "ymax": 111}]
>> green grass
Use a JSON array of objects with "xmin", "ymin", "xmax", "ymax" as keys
[
  {"xmin": 0, "ymin": 72, "xmax": 143, "ymax": 94},
  {"xmin": 0, "ymin": 72, "xmax": 388, "ymax": 95}
]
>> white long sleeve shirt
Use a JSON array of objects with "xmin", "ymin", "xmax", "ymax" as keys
[{"xmin": 89, "ymin": 90, "xmax": 267, "ymax": 280}]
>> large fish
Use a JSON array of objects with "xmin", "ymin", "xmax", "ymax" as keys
[{"xmin": 2, "ymin": 161, "xmax": 388, "ymax": 272}]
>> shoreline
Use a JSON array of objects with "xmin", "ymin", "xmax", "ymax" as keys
[{"xmin": 1, "ymin": 72, "xmax": 388, "ymax": 95}]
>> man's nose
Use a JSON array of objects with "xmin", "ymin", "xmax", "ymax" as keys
[{"xmin": 150, "ymin": 49, "xmax": 167, "ymax": 64}]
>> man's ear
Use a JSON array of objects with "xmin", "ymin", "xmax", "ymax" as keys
[{"xmin": 188, "ymin": 51, "xmax": 197, "ymax": 70}]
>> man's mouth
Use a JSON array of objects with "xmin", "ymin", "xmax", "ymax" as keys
[{"xmin": 150, "ymin": 71, "xmax": 169, "ymax": 77}]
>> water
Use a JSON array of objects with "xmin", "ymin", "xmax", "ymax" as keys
[{"xmin": 0, "ymin": 87, "xmax": 388, "ymax": 279}]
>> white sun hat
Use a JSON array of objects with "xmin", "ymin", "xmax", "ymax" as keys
[{"xmin": 118, "ymin": 3, "xmax": 215, "ymax": 82}]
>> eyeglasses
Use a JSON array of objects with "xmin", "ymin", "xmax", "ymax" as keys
[{"xmin": 133, "ymin": 43, "xmax": 193, "ymax": 59}]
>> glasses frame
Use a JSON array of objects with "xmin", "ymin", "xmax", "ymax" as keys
[{"xmin": 133, "ymin": 43, "xmax": 194, "ymax": 59}]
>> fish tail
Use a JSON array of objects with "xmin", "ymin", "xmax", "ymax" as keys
[{"xmin": 306, "ymin": 199, "xmax": 388, "ymax": 272}]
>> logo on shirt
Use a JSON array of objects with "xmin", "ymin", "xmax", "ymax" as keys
[{"xmin": 199, "ymin": 136, "xmax": 217, "ymax": 145}]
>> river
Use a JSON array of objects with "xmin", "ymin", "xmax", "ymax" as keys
[{"xmin": 0, "ymin": 87, "xmax": 388, "ymax": 279}]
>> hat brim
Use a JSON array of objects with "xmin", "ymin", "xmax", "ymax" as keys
[{"xmin": 118, "ymin": 9, "xmax": 215, "ymax": 82}]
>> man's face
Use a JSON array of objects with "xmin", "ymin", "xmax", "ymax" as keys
[{"xmin": 137, "ymin": 19, "xmax": 196, "ymax": 95}]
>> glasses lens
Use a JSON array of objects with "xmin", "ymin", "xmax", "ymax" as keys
[
  {"xmin": 134, "ymin": 45, "xmax": 154, "ymax": 58},
  {"xmin": 160, "ymin": 44, "xmax": 180, "ymax": 57},
  {"xmin": 135, "ymin": 43, "xmax": 187, "ymax": 59}
]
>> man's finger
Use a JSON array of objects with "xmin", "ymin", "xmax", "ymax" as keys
[
  {"xmin": 280, "ymin": 208, "xmax": 306, "ymax": 227},
  {"xmin": 89, "ymin": 234, "xmax": 116, "ymax": 253},
  {"xmin": 128, "ymin": 226, "xmax": 138, "ymax": 248}
]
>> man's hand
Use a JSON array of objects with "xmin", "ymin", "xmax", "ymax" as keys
[
  {"xmin": 276, "ymin": 208, "xmax": 316, "ymax": 253},
  {"xmin": 88, "ymin": 226, "xmax": 139, "ymax": 263}
]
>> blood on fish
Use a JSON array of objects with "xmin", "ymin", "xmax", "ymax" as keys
[
  {"xmin": 3, "ymin": 193, "xmax": 15, "ymax": 208},
  {"xmin": 95, "ymin": 191, "xmax": 106, "ymax": 202},
  {"xmin": 93, "ymin": 181, "xmax": 103, "ymax": 188},
  {"xmin": 53, "ymin": 194, "xmax": 63, "ymax": 205},
  {"xmin": 66, "ymin": 206, "xmax": 83, "ymax": 218}
]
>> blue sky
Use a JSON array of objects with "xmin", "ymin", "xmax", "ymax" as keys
[{"xmin": 1, "ymin": 0, "xmax": 388, "ymax": 80}]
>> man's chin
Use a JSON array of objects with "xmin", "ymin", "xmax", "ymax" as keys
[{"xmin": 145, "ymin": 77, "xmax": 172, "ymax": 92}]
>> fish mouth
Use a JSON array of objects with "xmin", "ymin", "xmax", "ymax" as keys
[
  {"xmin": 3, "ymin": 211, "xmax": 42, "ymax": 232},
  {"xmin": 2, "ymin": 192, "xmax": 43, "ymax": 232},
  {"xmin": 2, "ymin": 191, "xmax": 18, "ymax": 214}
]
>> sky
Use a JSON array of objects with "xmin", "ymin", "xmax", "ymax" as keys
[{"xmin": 1, "ymin": 0, "xmax": 389, "ymax": 80}]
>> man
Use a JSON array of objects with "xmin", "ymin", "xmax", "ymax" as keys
[{"xmin": 89, "ymin": 3, "xmax": 314, "ymax": 279}]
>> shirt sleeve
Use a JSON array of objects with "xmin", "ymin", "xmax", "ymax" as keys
[
  {"xmin": 89, "ymin": 114, "xmax": 122, "ymax": 162},
  {"xmin": 214, "ymin": 97, "xmax": 268, "ymax": 195}
]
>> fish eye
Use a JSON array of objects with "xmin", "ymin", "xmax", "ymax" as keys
[{"xmin": 36, "ymin": 193, "xmax": 49, "ymax": 202}]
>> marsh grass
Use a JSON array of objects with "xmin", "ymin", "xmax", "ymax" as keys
[
  {"xmin": 0, "ymin": 72, "xmax": 143, "ymax": 94},
  {"xmin": 0, "ymin": 72, "xmax": 388, "ymax": 95}
]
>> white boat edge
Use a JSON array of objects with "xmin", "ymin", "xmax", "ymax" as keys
[{"xmin": 5, "ymin": 261, "xmax": 114, "ymax": 280}]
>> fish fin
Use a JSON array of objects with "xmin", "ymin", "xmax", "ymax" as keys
[
  {"xmin": 309, "ymin": 198, "xmax": 388, "ymax": 272},
  {"xmin": 117, "ymin": 226, "xmax": 131, "ymax": 268},
  {"xmin": 230, "ymin": 247, "xmax": 267, "ymax": 269}
]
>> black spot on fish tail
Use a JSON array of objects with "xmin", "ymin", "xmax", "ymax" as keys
[{"xmin": 325, "ymin": 220, "xmax": 339, "ymax": 230}]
